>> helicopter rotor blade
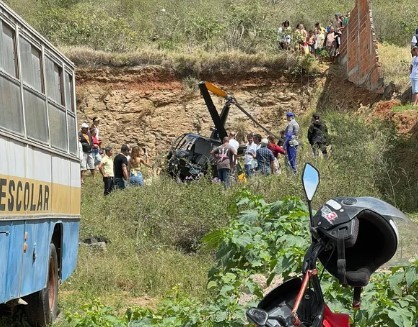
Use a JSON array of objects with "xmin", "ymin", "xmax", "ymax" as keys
[{"xmin": 205, "ymin": 81, "xmax": 228, "ymax": 98}]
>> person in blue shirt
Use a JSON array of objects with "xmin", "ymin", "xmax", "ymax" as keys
[
  {"xmin": 255, "ymin": 138, "xmax": 276, "ymax": 175},
  {"xmin": 284, "ymin": 112, "xmax": 299, "ymax": 173}
]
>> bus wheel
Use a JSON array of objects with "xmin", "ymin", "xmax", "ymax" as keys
[{"xmin": 25, "ymin": 243, "xmax": 59, "ymax": 326}]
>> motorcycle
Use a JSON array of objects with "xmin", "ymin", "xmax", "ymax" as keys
[{"xmin": 246, "ymin": 163, "xmax": 418, "ymax": 327}]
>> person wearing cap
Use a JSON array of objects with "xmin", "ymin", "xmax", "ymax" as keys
[
  {"xmin": 98, "ymin": 146, "xmax": 114, "ymax": 195},
  {"xmin": 79, "ymin": 122, "xmax": 95, "ymax": 183},
  {"xmin": 411, "ymin": 46, "xmax": 418, "ymax": 106},
  {"xmin": 308, "ymin": 113, "xmax": 329, "ymax": 157},
  {"xmin": 255, "ymin": 138, "xmax": 276, "ymax": 175},
  {"xmin": 113, "ymin": 144, "xmax": 130, "ymax": 190},
  {"xmin": 284, "ymin": 112, "xmax": 299, "ymax": 173}
]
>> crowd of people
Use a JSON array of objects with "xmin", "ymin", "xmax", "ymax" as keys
[
  {"xmin": 78, "ymin": 111, "xmax": 329, "ymax": 193},
  {"xmin": 78, "ymin": 117, "xmax": 150, "ymax": 195},
  {"xmin": 277, "ymin": 13, "xmax": 350, "ymax": 62},
  {"xmin": 210, "ymin": 112, "xmax": 329, "ymax": 188}
]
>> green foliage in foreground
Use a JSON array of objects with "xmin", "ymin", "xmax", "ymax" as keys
[
  {"xmin": 391, "ymin": 104, "xmax": 418, "ymax": 112},
  {"xmin": 49, "ymin": 112, "xmax": 418, "ymax": 326},
  {"xmin": 322, "ymin": 262, "xmax": 418, "ymax": 327},
  {"xmin": 204, "ymin": 191, "xmax": 310, "ymax": 281},
  {"xmin": 65, "ymin": 195, "xmax": 418, "ymax": 327}
]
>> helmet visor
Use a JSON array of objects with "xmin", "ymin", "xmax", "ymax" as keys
[{"xmin": 344, "ymin": 197, "xmax": 417, "ymax": 266}]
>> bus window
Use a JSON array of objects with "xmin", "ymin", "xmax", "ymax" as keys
[
  {"xmin": 0, "ymin": 76, "xmax": 23, "ymax": 133},
  {"xmin": 65, "ymin": 72, "xmax": 75, "ymax": 113},
  {"xmin": 0, "ymin": 22, "xmax": 17, "ymax": 77},
  {"xmin": 49, "ymin": 104, "xmax": 68, "ymax": 151},
  {"xmin": 24, "ymin": 89, "xmax": 48, "ymax": 142},
  {"xmin": 67, "ymin": 114, "xmax": 77, "ymax": 155},
  {"xmin": 45, "ymin": 56, "xmax": 63, "ymax": 105},
  {"xmin": 19, "ymin": 36, "xmax": 43, "ymax": 93}
]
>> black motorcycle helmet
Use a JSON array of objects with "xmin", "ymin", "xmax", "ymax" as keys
[{"xmin": 312, "ymin": 197, "xmax": 405, "ymax": 287}]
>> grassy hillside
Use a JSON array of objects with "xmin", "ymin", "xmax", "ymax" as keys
[
  {"xmin": 4, "ymin": 0, "xmax": 417, "ymax": 54},
  {"xmin": 48, "ymin": 112, "xmax": 414, "ymax": 326}
]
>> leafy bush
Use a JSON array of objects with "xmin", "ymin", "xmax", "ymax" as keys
[
  {"xmin": 66, "ymin": 193, "xmax": 418, "ymax": 326},
  {"xmin": 322, "ymin": 261, "xmax": 418, "ymax": 326},
  {"xmin": 204, "ymin": 190, "xmax": 310, "ymax": 282},
  {"xmin": 66, "ymin": 299, "xmax": 125, "ymax": 327}
]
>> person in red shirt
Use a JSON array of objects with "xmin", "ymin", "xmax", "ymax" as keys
[
  {"xmin": 90, "ymin": 128, "xmax": 102, "ymax": 168},
  {"xmin": 267, "ymin": 135, "xmax": 286, "ymax": 174}
]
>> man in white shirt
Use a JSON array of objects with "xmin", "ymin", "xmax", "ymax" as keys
[{"xmin": 244, "ymin": 133, "xmax": 257, "ymax": 177}]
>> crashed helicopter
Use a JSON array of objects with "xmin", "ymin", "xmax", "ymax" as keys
[{"xmin": 166, "ymin": 81, "xmax": 279, "ymax": 181}]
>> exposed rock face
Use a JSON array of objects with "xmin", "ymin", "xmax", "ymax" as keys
[{"xmin": 76, "ymin": 66, "xmax": 319, "ymax": 164}]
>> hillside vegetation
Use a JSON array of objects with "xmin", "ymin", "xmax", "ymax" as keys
[{"xmin": 5, "ymin": 0, "xmax": 417, "ymax": 54}]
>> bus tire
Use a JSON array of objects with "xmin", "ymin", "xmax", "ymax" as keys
[{"xmin": 25, "ymin": 243, "xmax": 59, "ymax": 326}]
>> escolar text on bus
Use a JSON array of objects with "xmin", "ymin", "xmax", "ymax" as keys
[{"xmin": 0, "ymin": 178, "xmax": 50, "ymax": 213}]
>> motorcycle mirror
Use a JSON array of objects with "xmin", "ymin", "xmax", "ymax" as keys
[
  {"xmin": 246, "ymin": 308, "xmax": 268, "ymax": 326},
  {"xmin": 302, "ymin": 163, "xmax": 320, "ymax": 201}
]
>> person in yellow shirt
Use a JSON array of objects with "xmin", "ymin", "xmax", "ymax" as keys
[{"xmin": 98, "ymin": 146, "xmax": 114, "ymax": 195}]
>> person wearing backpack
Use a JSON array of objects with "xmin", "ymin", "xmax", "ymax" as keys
[{"xmin": 79, "ymin": 123, "xmax": 95, "ymax": 183}]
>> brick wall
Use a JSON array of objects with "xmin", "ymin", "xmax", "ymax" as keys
[{"xmin": 339, "ymin": 0, "xmax": 384, "ymax": 93}]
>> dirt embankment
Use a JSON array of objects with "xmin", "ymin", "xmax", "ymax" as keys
[
  {"xmin": 75, "ymin": 65, "xmax": 317, "ymax": 160},
  {"xmin": 75, "ymin": 63, "xmax": 418, "ymax": 162}
]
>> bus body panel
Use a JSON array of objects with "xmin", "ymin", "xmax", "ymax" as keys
[
  {"xmin": 61, "ymin": 220, "xmax": 80, "ymax": 281},
  {"xmin": 0, "ymin": 135, "xmax": 81, "ymax": 304},
  {"xmin": 3, "ymin": 221, "xmax": 24, "ymax": 302},
  {"xmin": 20, "ymin": 219, "xmax": 50, "ymax": 298},
  {"xmin": 0, "ymin": 218, "xmax": 80, "ymax": 303},
  {"xmin": 0, "ymin": 223, "xmax": 11, "ymax": 297}
]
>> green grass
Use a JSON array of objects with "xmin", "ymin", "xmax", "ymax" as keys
[
  {"xmin": 392, "ymin": 104, "xmax": 417, "ymax": 112},
  {"xmin": 379, "ymin": 43, "xmax": 411, "ymax": 90}
]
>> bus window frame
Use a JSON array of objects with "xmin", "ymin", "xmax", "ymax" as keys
[
  {"xmin": 0, "ymin": 19, "xmax": 19, "ymax": 79},
  {"xmin": 18, "ymin": 33, "xmax": 44, "ymax": 94},
  {"xmin": 0, "ymin": 10, "xmax": 79, "ymax": 161},
  {"xmin": 44, "ymin": 53, "xmax": 64, "ymax": 107}
]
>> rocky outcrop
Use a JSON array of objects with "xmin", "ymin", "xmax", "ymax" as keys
[{"xmin": 76, "ymin": 66, "xmax": 318, "ymax": 164}]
